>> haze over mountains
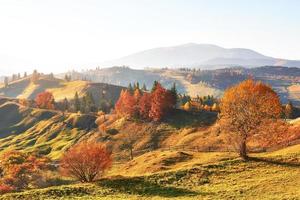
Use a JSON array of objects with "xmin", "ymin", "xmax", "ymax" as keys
[{"xmin": 102, "ymin": 43, "xmax": 300, "ymax": 69}]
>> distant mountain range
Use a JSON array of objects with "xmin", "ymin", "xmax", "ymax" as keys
[{"xmin": 102, "ymin": 43, "xmax": 300, "ymax": 69}]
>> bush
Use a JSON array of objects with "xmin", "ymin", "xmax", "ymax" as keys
[
  {"xmin": 0, "ymin": 184, "xmax": 15, "ymax": 194},
  {"xmin": 60, "ymin": 142, "xmax": 112, "ymax": 182},
  {"xmin": 0, "ymin": 151, "xmax": 52, "ymax": 191}
]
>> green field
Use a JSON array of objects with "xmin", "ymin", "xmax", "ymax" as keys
[{"xmin": 1, "ymin": 144, "xmax": 299, "ymax": 200}]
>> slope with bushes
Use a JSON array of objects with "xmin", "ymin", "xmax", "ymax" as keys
[{"xmin": 1, "ymin": 144, "xmax": 299, "ymax": 199}]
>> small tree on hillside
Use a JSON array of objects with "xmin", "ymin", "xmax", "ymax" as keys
[
  {"xmin": 73, "ymin": 92, "xmax": 81, "ymax": 112},
  {"xmin": 169, "ymin": 82, "xmax": 178, "ymax": 108},
  {"xmin": 4, "ymin": 77, "xmax": 8, "ymax": 88},
  {"xmin": 219, "ymin": 79, "xmax": 282, "ymax": 159},
  {"xmin": 60, "ymin": 142, "xmax": 112, "ymax": 182},
  {"xmin": 284, "ymin": 101, "xmax": 294, "ymax": 120},
  {"xmin": 35, "ymin": 91, "xmax": 55, "ymax": 109}
]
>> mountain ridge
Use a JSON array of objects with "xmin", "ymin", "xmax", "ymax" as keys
[{"xmin": 102, "ymin": 43, "xmax": 300, "ymax": 68}]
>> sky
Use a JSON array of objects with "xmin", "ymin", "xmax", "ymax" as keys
[{"xmin": 0, "ymin": 0, "xmax": 300, "ymax": 74}]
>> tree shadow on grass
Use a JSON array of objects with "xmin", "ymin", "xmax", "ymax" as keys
[
  {"xmin": 97, "ymin": 176, "xmax": 204, "ymax": 198},
  {"xmin": 249, "ymin": 157, "xmax": 300, "ymax": 168}
]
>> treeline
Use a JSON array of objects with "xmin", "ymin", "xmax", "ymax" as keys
[
  {"xmin": 115, "ymin": 81, "xmax": 177, "ymax": 121},
  {"xmin": 2, "ymin": 70, "xmax": 55, "ymax": 87},
  {"xmin": 19, "ymin": 91, "xmax": 113, "ymax": 114}
]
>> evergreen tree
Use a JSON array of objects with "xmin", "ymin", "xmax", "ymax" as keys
[
  {"xmin": 74, "ymin": 92, "xmax": 81, "ymax": 112},
  {"xmin": 169, "ymin": 82, "xmax": 178, "ymax": 107},
  {"xmin": 24, "ymin": 72, "xmax": 27, "ymax": 78},
  {"xmin": 134, "ymin": 82, "xmax": 140, "ymax": 90},
  {"xmin": 63, "ymin": 97, "xmax": 69, "ymax": 112},
  {"xmin": 80, "ymin": 96, "xmax": 87, "ymax": 113},
  {"xmin": 4, "ymin": 77, "xmax": 8, "ymax": 88},
  {"xmin": 128, "ymin": 83, "xmax": 134, "ymax": 93},
  {"xmin": 86, "ymin": 92, "xmax": 96, "ymax": 112},
  {"xmin": 151, "ymin": 81, "xmax": 159, "ymax": 93},
  {"xmin": 142, "ymin": 83, "xmax": 147, "ymax": 91}
]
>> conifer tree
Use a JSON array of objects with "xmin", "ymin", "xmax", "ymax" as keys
[
  {"xmin": 4, "ymin": 77, "xmax": 8, "ymax": 88},
  {"xmin": 151, "ymin": 81, "xmax": 159, "ymax": 93},
  {"xmin": 74, "ymin": 92, "xmax": 81, "ymax": 112},
  {"xmin": 142, "ymin": 83, "xmax": 147, "ymax": 91}
]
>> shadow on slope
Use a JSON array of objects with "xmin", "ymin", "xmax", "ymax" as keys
[{"xmin": 98, "ymin": 176, "xmax": 200, "ymax": 197}]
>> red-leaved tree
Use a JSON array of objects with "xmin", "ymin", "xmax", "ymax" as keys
[
  {"xmin": 35, "ymin": 91, "xmax": 55, "ymax": 109},
  {"xmin": 139, "ymin": 92, "xmax": 152, "ymax": 119},
  {"xmin": 115, "ymin": 90, "xmax": 137, "ymax": 118},
  {"xmin": 149, "ymin": 83, "xmax": 173, "ymax": 121},
  {"xmin": 60, "ymin": 142, "xmax": 112, "ymax": 182}
]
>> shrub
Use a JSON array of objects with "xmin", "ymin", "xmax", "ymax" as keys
[
  {"xmin": 0, "ymin": 184, "xmax": 15, "ymax": 194},
  {"xmin": 60, "ymin": 142, "xmax": 112, "ymax": 182},
  {"xmin": 0, "ymin": 151, "xmax": 51, "ymax": 191}
]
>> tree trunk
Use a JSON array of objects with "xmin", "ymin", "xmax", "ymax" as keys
[
  {"xmin": 130, "ymin": 148, "xmax": 133, "ymax": 160},
  {"xmin": 239, "ymin": 139, "xmax": 248, "ymax": 160}
]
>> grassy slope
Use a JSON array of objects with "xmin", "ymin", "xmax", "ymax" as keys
[
  {"xmin": 160, "ymin": 70, "xmax": 223, "ymax": 98},
  {"xmin": 0, "ymin": 76, "xmax": 124, "ymax": 103},
  {"xmin": 0, "ymin": 101, "xmax": 97, "ymax": 160},
  {"xmin": 1, "ymin": 144, "xmax": 299, "ymax": 200}
]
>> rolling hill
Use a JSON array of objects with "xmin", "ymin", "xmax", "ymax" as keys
[
  {"xmin": 102, "ymin": 43, "xmax": 300, "ymax": 68},
  {"xmin": 0, "ymin": 74, "xmax": 125, "ymax": 105},
  {"xmin": 1, "ymin": 143, "xmax": 300, "ymax": 199},
  {"xmin": 67, "ymin": 66, "xmax": 300, "ymax": 105}
]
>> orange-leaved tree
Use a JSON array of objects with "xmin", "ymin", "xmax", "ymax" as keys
[
  {"xmin": 60, "ymin": 142, "xmax": 112, "ymax": 182},
  {"xmin": 219, "ymin": 79, "xmax": 282, "ymax": 159},
  {"xmin": 138, "ymin": 92, "xmax": 152, "ymax": 119},
  {"xmin": 35, "ymin": 91, "xmax": 55, "ymax": 109},
  {"xmin": 115, "ymin": 90, "xmax": 137, "ymax": 118},
  {"xmin": 149, "ymin": 83, "xmax": 173, "ymax": 121},
  {"xmin": 0, "ymin": 151, "xmax": 51, "ymax": 192}
]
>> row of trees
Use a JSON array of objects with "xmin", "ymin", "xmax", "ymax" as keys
[
  {"xmin": 115, "ymin": 82, "xmax": 177, "ymax": 121},
  {"xmin": 20, "ymin": 90, "xmax": 113, "ymax": 114}
]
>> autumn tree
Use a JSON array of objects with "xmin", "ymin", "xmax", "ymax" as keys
[
  {"xmin": 219, "ymin": 79, "xmax": 282, "ymax": 159},
  {"xmin": 120, "ymin": 131, "xmax": 138, "ymax": 160},
  {"xmin": 183, "ymin": 101, "xmax": 192, "ymax": 111},
  {"xmin": 115, "ymin": 90, "xmax": 136, "ymax": 118},
  {"xmin": 138, "ymin": 92, "xmax": 152, "ymax": 119},
  {"xmin": 60, "ymin": 142, "xmax": 112, "ymax": 182},
  {"xmin": 149, "ymin": 83, "xmax": 173, "ymax": 121},
  {"xmin": 284, "ymin": 101, "xmax": 294, "ymax": 120},
  {"xmin": 0, "ymin": 151, "xmax": 51, "ymax": 191},
  {"xmin": 35, "ymin": 91, "xmax": 55, "ymax": 109}
]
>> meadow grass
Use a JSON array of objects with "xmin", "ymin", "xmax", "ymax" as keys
[{"xmin": 1, "ymin": 145, "xmax": 299, "ymax": 200}]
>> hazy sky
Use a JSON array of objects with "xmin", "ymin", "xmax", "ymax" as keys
[{"xmin": 0, "ymin": 0, "xmax": 300, "ymax": 74}]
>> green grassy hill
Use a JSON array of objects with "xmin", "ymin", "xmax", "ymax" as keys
[
  {"xmin": 0, "ymin": 75, "xmax": 124, "ymax": 104},
  {"xmin": 1, "ymin": 144, "xmax": 299, "ymax": 200}
]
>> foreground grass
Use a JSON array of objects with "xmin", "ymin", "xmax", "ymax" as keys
[{"xmin": 1, "ymin": 145, "xmax": 300, "ymax": 200}]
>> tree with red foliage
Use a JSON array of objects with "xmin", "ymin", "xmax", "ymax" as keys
[
  {"xmin": 0, "ymin": 151, "xmax": 51, "ymax": 192},
  {"xmin": 115, "ymin": 90, "xmax": 137, "ymax": 118},
  {"xmin": 139, "ymin": 92, "xmax": 152, "ymax": 119},
  {"xmin": 149, "ymin": 83, "xmax": 174, "ymax": 121},
  {"xmin": 60, "ymin": 142, "xmax": 112, "ymax": 182},
  {"xmin": 35, "ymin": 91, "xmax": 55, "ymax": 109}
]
